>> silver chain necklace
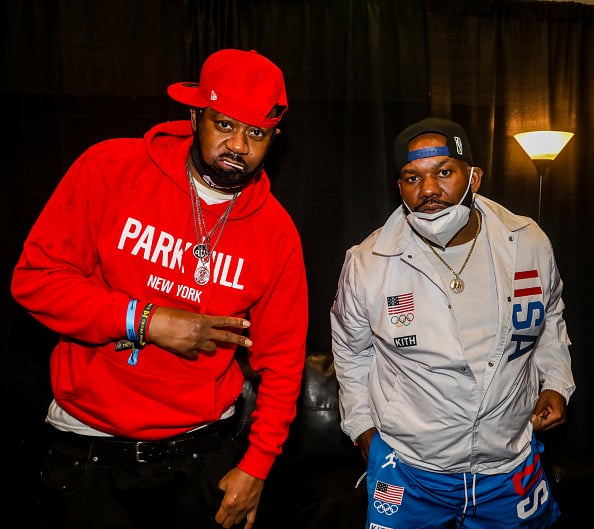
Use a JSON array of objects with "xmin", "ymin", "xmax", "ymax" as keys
[
  {"xmin": 423, "ymin": 210, "xmax": 481, "ymax": 294},
  {"xmin": 186, "ymin": 161, "xmax": 238, "ymax": 285}
]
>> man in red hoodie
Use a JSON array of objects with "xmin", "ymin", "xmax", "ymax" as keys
[{"xmin": 11, "ymin": 48, "xmax": 308, "ymax": 529}]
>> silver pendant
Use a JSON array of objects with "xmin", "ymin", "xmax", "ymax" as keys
[
  {"xmin": 194, "ymin": 262, "xmax": 210, "ymax": 285},
  {"xmin": 193, "ymin": 242, "xmax": 210, "ymax": 260},
  {"xmin": 450, "ymin": 277, "xmax": 464, "ymax": 293}
]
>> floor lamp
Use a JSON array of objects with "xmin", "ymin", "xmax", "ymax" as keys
[{"xmin": 513, "ymin": 131, "xmax": 574, "ymax": 224}]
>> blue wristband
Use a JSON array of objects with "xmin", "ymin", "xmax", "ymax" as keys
[{"xmin": 126, "ymin": 299, "xmax": 138, "ymax": 341}]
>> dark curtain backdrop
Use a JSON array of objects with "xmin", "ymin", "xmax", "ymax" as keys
[{"xmin": 2, "ymin": 0, "xmax": 593, "ymax": 474}]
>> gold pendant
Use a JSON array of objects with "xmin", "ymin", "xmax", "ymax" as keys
[{"xmin": 450, "ymin": 277, "xmax": 464, "ymax": 293}]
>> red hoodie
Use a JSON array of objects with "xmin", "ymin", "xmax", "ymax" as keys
[{"xmin": 11, "ymin": 120, "xmax": 308, "ymax": 479}]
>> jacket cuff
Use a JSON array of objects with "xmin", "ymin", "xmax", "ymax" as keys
[{"xmin": 541, "ymin": 381, "xmax": 575, "ymax": 403}]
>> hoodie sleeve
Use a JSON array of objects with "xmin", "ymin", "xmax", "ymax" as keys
[
  {"xmin": 236, "ymin": 215, "xmax": 308, "ymax": 480},
  {"xmin": 11, "ymin": 142, "xmax": 132, "ymax": 344}
]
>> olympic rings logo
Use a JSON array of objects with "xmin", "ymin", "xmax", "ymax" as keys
[
  {"xmin": 374, "ymin": 500, "xmax": 399, "ymax": 515},
  {"xmin": 391, "ymin": 313, "xmax": 414, "ymax": 327}
]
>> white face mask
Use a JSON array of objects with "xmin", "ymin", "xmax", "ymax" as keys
[{"xmin": 404, "ymin": 168, "xmax": 474, "ymax": 248}]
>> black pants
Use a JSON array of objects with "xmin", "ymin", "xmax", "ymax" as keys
[{"xmin": 37, "ymin": 419, "xmax": 248, "ymax": 529}]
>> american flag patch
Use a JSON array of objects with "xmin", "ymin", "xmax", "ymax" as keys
[
  {"xmin": 514, "ymin": 270, "xmax": 543, "ymax": 298},
  {"xmin": 387, "ymin": 293, "xmax": 414, "ymax": 315},
  {"xmin": 374, "ymin": 481, "xmax": 404, "ymax": 504}
]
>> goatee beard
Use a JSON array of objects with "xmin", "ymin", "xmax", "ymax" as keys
[{"xmin": 190, "ymin": 142, "xmax": 263, "ymax": 192}]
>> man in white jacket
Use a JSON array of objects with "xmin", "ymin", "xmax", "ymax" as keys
[{"xmin": 330, "ymin": 117, "xmax": 575, "ymax": 529}]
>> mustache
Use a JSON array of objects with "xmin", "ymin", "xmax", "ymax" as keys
[
  {"xmin": 414, "ymin": 198, "xmax": 453, "ymax": 212},
  {"xmin": 217, "ymin": 153, "xmax": 248, "ymax": 172}
]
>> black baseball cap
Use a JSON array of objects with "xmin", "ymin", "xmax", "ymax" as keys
[{"xmin": 394, "ymin": 117, "xmax": 473, "ymax": 172}]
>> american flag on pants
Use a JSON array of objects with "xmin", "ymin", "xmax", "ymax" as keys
[{"xmin": 374, "ymin": 481, "xmax": 404, "ymax": 504}]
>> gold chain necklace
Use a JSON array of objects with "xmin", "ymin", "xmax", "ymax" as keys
[{"xmin": 423, "ymin": 210, "xmax": 481, "ymax": 294}]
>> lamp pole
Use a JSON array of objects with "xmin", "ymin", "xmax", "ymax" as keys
[{"xmin": 531, "ymin": 159, "xmax": 552, "ymax": 225}]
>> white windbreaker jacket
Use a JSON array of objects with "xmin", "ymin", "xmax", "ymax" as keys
[{"xmin": 330, "ymin": 194, "xmax": 575, "ymax": 474}]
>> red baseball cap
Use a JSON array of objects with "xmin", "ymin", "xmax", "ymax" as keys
[{"xmin": 167, "ymin": 49, "xmax": 288, "ymax": 128}]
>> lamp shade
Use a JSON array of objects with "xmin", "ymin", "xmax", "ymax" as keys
[{"xmin": 514, "ymin": 131, "xmax": 574, "ymax": 160}]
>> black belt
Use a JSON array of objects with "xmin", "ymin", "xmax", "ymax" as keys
[{"xmin": 47, "ymin": 414, "xmax": 240, "ymax": 464}]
